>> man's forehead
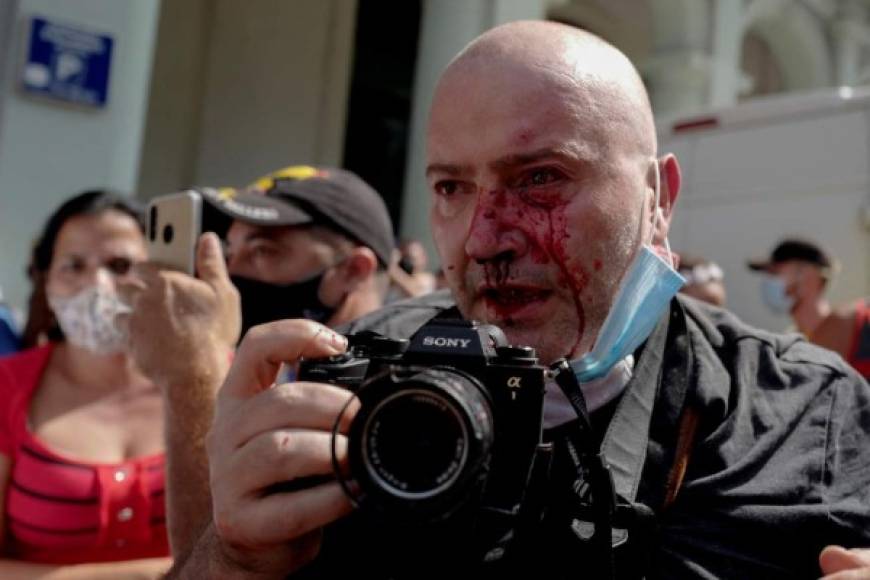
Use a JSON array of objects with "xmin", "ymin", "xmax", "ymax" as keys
[
  {"xmin": 428, "ymin": 25, "xmax": 655, "ymax": 163},
  {"xmin": 426, "ymin": 72, "xmax": 607, "ymax": 173},
  {"xmin": 228, "ymin": 221, "xmax": 306, "ymax": 243}
]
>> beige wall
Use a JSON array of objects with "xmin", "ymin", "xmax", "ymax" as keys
[
  {"xmin": 136, "ymin": 0, "xmax": 212, "ymax": 198},
  {"xmin": 0, "ymin": 0, "xmax": 161, "ymax": 313},
  {"xmin": 137, "ymin": 0, "xmax": 357, "ymax": 198}
]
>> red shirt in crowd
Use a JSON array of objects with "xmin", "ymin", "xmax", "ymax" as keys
[{"xmin": 0, "ymin": 344, "xmax": 168, "ymax": 564}]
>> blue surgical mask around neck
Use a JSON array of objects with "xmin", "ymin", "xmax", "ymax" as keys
[{"xmin": 570, "ymin": 162, "xmax": 685, "ymax": 383}]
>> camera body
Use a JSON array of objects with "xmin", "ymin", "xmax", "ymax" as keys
[{"xmin": 298, "ymin": 318, "xmax": 547, "ymax": 528}]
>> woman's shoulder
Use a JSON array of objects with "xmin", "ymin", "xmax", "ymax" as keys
[{"xmin": 0, "ymin": 343, "xmax": 55, "ymax": 393}]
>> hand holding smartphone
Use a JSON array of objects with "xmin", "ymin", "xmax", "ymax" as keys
[{"xmin": 147, "ymin": 190, "xmax": 203, "ymax": 275}]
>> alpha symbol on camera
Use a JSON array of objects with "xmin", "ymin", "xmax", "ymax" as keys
[{"xmin": 507, "ymin": 376, "xmax": 522, "ymax": 399}]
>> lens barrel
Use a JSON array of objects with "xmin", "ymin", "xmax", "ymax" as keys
[{"xmin": 349, "ymin": 367, "xmax": 494, "ymax": 520}]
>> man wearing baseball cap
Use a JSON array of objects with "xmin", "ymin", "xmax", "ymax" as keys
[
  {"xmin": 121, "ymin": 165, "xmax": 395, "ymax": 555},
  {"xmin": 748, "ymin": 238, "xmax": 869, "ymax": 379},
  {"xmin": 201, "ymin": 165, "xmax": 395, "ymax": 336}
]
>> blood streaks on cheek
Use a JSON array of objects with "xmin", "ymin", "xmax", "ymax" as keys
[
  {"xmin": 542, "ymin": 206, "xmax": 588, "ymax": 353},
  {"xmin": 530, "ymin": 245, "xmax": 550, "ymax": 265}
]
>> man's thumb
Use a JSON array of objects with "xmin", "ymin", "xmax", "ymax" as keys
[{"xmin": 196, "ymin": 232, "xmax": 228, "ymax": 285}]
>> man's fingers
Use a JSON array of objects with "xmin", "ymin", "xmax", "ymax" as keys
[
  {"xmin": 820, "ymin": 569, "xmax": 870, "ymax": 580},
  {"xmin": 226, "ymin": 430, "xmax": 347, "ymax": 493},
  {"xmin": 116, "ymin": 265, "xmax": 154, "ymax": 305},
  {"xmin": 221, "ymin": 320, "xmax": 348, "ymax": 400},
  {"xmin": 821, "ymin": 546, "xmax": 870, "ymax": 575},
  {"xmin": 217, "ymin": 381, "xmax": 358, "ymax": 450},
  {"xmin": 216, "ymin": 481, "xmax": 353, "ymax": 548}
]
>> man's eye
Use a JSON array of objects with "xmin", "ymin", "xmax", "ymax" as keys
[
  {"xmin": 251, "ymin": 245, "xmax": 278, "ymax": 260},
  {"xmin": 434, "ymin": 180, "xmax": 460, "ymax": 197},
  {"xmin": 522, "ymin": 168, "xmax": 562, "ymax": 187}
]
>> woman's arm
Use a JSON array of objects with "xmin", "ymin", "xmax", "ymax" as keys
[{"xmin": 0, "ymin": 557, "xmax": 172, "ymax": 580}]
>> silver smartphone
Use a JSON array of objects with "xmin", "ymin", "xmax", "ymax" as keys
[{"xmin": 147, "ymin": 190, "xmax": 203, "ymax": 275}]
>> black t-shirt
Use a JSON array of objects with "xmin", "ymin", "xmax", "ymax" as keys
[{"xmin": 293, "ymin": 291, "xmax": 870, "ymax": 579}]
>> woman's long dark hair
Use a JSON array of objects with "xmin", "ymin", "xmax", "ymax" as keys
[{"xmin": 20, "ymin": 190, "xmax": 144, "ymax": 349}]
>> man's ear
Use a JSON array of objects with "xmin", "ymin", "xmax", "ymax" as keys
[
  {"xmin": 652, "ymin": 153, "xmax": 681, "ymax": 249},
  {"xmin": 320, "ymin": 246, "xmax": 378, "ymax": 304}
]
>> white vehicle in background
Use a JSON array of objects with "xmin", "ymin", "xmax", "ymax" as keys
[{"xmin": 659, "ymin": 86, "xmax": 870, "ymax": 332}]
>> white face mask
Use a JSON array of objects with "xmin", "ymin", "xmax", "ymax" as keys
[{"xmin": 48, "ymin": 285, "xmax": 132, "ymax": 355}]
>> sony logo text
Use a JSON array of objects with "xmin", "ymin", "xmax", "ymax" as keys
[{"xmin": 422, "ymin": 336, "xmax": 471, "ymax": 348}]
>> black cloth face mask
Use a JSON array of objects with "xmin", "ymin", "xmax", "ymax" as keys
[{"xmin": 231, "ymin": 273, "xmax": 336, "ymax": 340}]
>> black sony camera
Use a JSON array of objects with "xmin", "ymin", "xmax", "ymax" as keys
[{"xmin": 298, "ymin": 318, "xmax": 549, "ymax": 561}]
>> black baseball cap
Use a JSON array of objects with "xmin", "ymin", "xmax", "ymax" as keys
[
  {"xmin": 201, "ymin": 166, "xmax": 394, "ymax": 267},
  {"xmin": 747, "ymin": 238, "xmax": 833, "ymax": 272}
]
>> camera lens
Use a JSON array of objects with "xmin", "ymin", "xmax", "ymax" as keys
[
  {"xmin": 148, "ymin": 206, "xmax": 157, "ymax": 242},
  {"xmin": 364, "ymin": 390, "xmax": 466, "ymax": 495},
  {"xmin": 162, "ymin": 223, "xmax": 174, "ymax": 244},
  {"xmin": 353, "ymin": 368, "xmax": 493, "ymax": 512}
]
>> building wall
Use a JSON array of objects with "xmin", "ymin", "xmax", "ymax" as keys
[
  {"xmin": 138, "ymin": 0, "xmax": 358, "ymax": 199},
  {"xmin": 135, "ymin": 0, "xmax": 212, "ymax": 199},
  {"xmin": 0, "ymin": 0, "xmax": 160, "ymax": 314}
]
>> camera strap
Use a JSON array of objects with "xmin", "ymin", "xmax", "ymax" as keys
[{"xmin": 551, "ymin": 310, "xmax": 671, "ymax": 576}]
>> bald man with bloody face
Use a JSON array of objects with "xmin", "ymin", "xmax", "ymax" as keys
[
  {"xmin": 426, "ymin": 24, "xmax": 674, "ymax": 365},
  {"xmin": 165, "ymin": 22, "xmax": 870, "ymax": 580}
]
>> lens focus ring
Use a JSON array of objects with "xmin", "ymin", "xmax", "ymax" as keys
[{"xmin": 351, "ymin": 367, "xmax": 494, "ymax": 515}]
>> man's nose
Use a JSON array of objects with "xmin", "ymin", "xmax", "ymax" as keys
[{"xmin": 464, "ymin": 190, "xmax": 528, "ymax": 263}]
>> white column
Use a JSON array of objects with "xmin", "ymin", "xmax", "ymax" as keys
[
  {"xmin": 643, "ymin": 0, "xmax": 713, "ymax": 117},
  {"xmin": 399, "ymin": 0, "xmax": 545, "ymax": 262},
  {"xmin": 832, "ymin": 0, "xmax": 869, "ymax": 85},
  {"xmin": 0, "ymin": 0, "xmax": 161, "ymax": 312},
  {"xmin": 709, "ymin": 0, "xmax": 745, "ymax": 108}
]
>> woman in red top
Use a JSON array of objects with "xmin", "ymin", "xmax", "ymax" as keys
[{"xmin": 0, "ymin": 191, "xmax": 171, "ymax": 578}]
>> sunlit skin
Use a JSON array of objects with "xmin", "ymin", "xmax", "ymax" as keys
[
  {"xmin": 45, "ymin": 210, "xmax": 147, "ymax": 299},
  {"xmin": 767, "ymin": 260, "xmax": 832, "ymax": 337},
  {"xmin": 426, "ymin": 22, "xmax": 680, "ymax": 365},
  {"xmin": 767, "ymin": 261, "xmax": 826, "ymax": 311}
]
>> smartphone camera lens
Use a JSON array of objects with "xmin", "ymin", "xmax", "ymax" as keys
[
  {"xmin": 163, "ymin": 223, "xmax": 174, "ymax": 244},
  {"xmin": 149, "ymin": 206, "xmax": 157, "ymax": 242}
]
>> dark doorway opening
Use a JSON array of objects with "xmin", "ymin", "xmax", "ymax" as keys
[{"xmin": 342, "ymin": 0, "xmax": 422, "ymax": 234}]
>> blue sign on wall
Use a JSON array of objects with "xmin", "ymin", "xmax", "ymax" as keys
[{"xmin": 20, "ymin": 17, "xmax": 113, "ymax": 108}]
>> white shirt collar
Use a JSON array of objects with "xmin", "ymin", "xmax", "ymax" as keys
[{"xmin": 542, "ymin": 355, "xmax": 635, "ymax": 429}]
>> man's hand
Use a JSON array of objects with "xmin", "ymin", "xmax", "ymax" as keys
[
  {"xmin": 205, "ymin": 319, "xmax": 357, "ymax": 577},
  {"xmin": 119, "ymin": 232, "xmax": 241, "ymax": 557},
  {"xmin": 122, "ymin": 232, "xmax": 241, "ymax": 384},
  {"xmin": 819, "ymin": 546, "xmax": 870, "ymax": 579}
]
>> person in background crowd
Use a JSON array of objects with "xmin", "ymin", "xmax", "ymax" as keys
[
  {"xmin": 214, "ymin": 166, "xmax": 395, "ymax": 338},
  {"xmin": 0, "ymin": 286, "xmax": 20, "ymax": 356},
  {"xmin": 677, "ymin": 254, "xmax": 726, "ymax": 306},
  {"xmin": 388, "ymin": 238, "xmax": 438, "ymax": 300},
  {"xmin": 0, "ymin": 190, "xmax": 171, "ymax": 578},
  {"xmin": 748, "ymin": 238, "xmax": 869, "ymax": 379},
  {"xmin": 120, "ymin": 165, "xmax": 395, "ymax": 555}
]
